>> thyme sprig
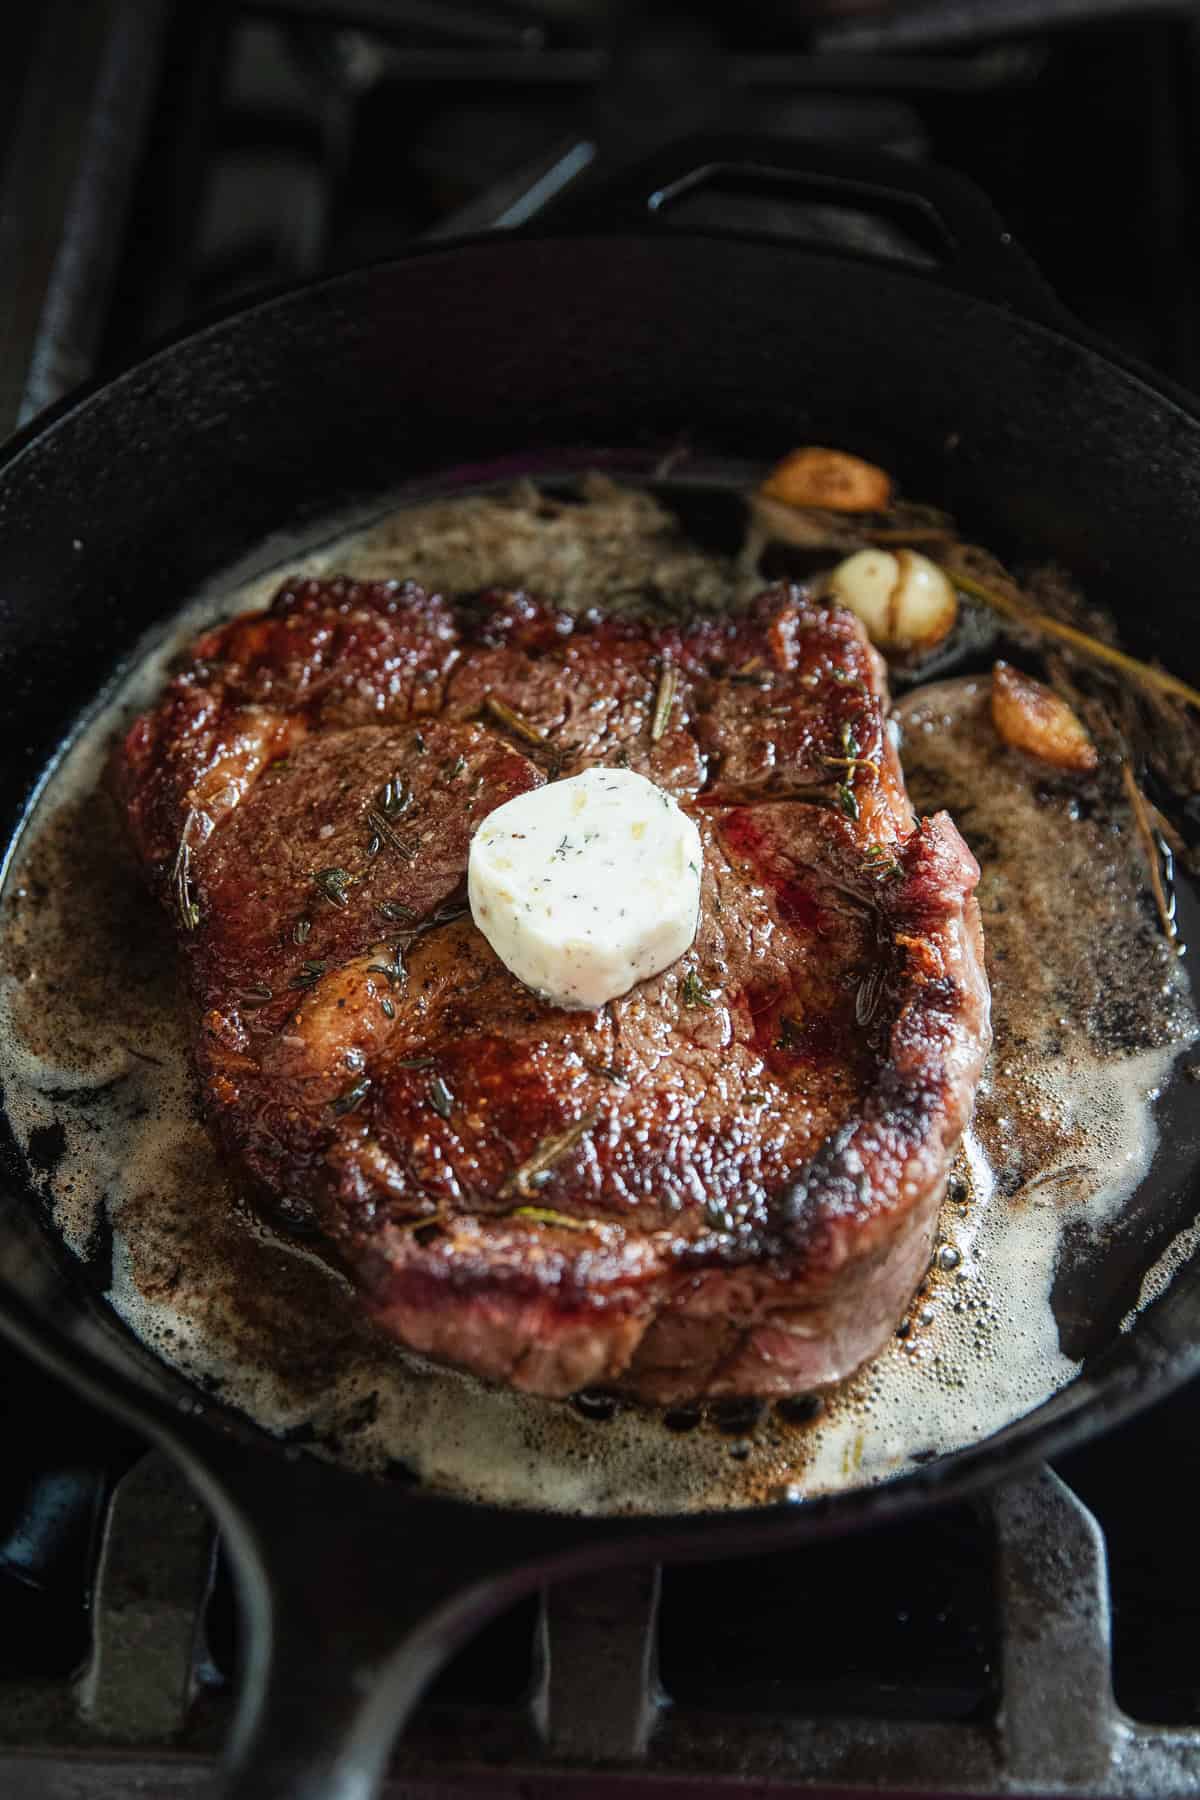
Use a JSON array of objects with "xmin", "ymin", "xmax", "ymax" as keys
[
  {"xmin": 502, "ymin": 1111, "xmax": 601, "ymax": 1200},
  {"xmin": 943, "ymin": 563, "xmax": 1200, "ymax": 713},
  {"xmin": 820, "ymin": 721, "xmax": 879, "ymax": 781},
  {"xmin": 863, "ymin": 843, "xmax": 903, "ymax": 880}
]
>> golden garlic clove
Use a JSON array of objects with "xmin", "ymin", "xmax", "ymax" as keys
[
  {"xmin": 826, "ymin": 548, "xmax": 958, "ymax": 653},
  {"xmin": 990, "ymin": 660, "xmax": 1099, "ymax": 773},
  {"xmin": 759, "ymin": 447, "xmax": 893, "ymax": 514}
]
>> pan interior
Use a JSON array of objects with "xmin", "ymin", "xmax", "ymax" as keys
[{"xmin": 1, "ymin": 463, "xmax": 1197, "ymax": 1516}]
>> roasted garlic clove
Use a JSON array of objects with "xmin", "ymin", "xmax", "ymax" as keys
[
  {"xmin": 759, "ymin": 447, "xmax": 893, "ymax": 514},
  {"xmin": 826, "ymin": 548, "xmax": 958, "ymax": 653},
  {"xmin": 990, "ymin": 660, "xmax": 1099, "ymax": 773}
]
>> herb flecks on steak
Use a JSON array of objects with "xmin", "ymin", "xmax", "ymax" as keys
[{"xmin": 114, "ymin": 577, "xmax": 990, "ymax": 1402}]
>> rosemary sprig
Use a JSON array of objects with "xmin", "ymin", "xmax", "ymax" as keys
[
  {"xmin": 171, "ymin": 811, "xmax": 201, "ymax": 932},
  {"xmin": 1120, "ymin": 762, "xmax": 1181, "ymax": 952},
  {"xmin": 942, "ymin": 563, "xmax": 1200, "ymax": 713},
  {"xmin": 502, "ymin": 1111, "xmax": 600, "ymax": 1200},
  {"xmin": 485, "ymin": 694, "xmax": 544, "ymax": 745},
  {"xmin": 651, "ymin": 662, "xmax": 678, "ymax": 742}
]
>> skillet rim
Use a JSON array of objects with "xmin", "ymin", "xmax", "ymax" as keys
[{"xmin": 1, "ymin": 224, "xmax": 1199, "ymax": 1541}]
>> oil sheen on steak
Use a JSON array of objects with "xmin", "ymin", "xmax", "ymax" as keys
[{"xmin": 116, "ymin": 578, "xmax": 990, "ymax": 1402}]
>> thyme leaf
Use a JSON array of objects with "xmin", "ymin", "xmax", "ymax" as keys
[
  {"xmin": 838, "ymin": 783, "xmax": 860, "ymax": 821},
  {"xmin": 428, "ymin": 1075, "xmax": 454, "ymax": 1119},
  {"xmin": 313, "ymin": 866, "xmax": 352, "ymax": 908},
  {"xmin": 680, "ymin": 970, "xmax": 713, "ymax": 1007},
  {"xmin": 377, "ymin": 774, "xmax": 412, "ymax": 818},
  {"xmin": 366, "ymin": 944, "xmax": 406, "ymax": 987},
  {"xmin": 290, "ymin": 959, "xmax": 327, "ymax": 990},
  {"xmin": 293, "ymin": 917, "xmax": 312, "ymax": 944},
  {"xmin": 378, "ymin": 899, "xmax": 417, "ymax": 923},
  {"xmin": 331, "ymin": 1076, "xmax": 371, "ymax": 1116}
]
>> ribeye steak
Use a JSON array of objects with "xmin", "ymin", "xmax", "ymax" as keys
[{"xmin": 116, "ymin": 577, "xmax": 990, "ymax": 1402}]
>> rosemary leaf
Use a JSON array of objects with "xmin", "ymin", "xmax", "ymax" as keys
[
  {"xmin": 485, "ymin": 694, "xmax": 544, "ymax": 745},
  {"xmin": 650, "ymin": 662, "xmax": 678, "ymax": 742}
]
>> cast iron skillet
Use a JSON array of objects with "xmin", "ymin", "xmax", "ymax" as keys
[{"xmin": 4, "ymin": 139, "xmax": 1200, "ymax": 1800}]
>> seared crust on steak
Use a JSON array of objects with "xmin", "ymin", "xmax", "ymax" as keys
[{"xmin": 116, "ymin": 577, "xmax": 990, "ymax": 1402}]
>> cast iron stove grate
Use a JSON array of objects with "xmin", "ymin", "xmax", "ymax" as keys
[{"xmin": 5, "ymin": 1, "xmax": 1200, "ymax": 1794}]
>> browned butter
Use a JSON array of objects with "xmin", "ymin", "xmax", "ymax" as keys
[{"xmin": 0, "ymin": 484, "xmax": 1195, "ymax": 1513}]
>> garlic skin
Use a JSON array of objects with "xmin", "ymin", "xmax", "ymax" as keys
[{"xmin": 826, "ymin": 548, "xmax": 958, "ymax": 653}]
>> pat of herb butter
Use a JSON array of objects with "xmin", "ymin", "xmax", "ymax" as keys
[{"xmin": 467, "ymin": 767, "xmax": 702, "ymax": 1010}]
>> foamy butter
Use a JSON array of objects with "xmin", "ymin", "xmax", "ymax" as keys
[
  {"xmin": 468, "ymin": 767, "xmax": 702, "ymax": 1009},
  {"xmin": 1, "ymin": 495, "xmax": 1197, "ymax": 1515}
]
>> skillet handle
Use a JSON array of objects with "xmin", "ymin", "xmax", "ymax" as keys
[
  {"xmin": 558, "ymin": 134, "xmax": 1072, "ymax": 332},
  {"xmin": 200, "ymin": 1441, "xmax": 592, "ymax": 1800}
]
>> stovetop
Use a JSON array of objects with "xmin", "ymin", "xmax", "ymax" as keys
[{"xmin": 5, "ymin": 2, "xmax": 1200, "ymax": 1793}]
